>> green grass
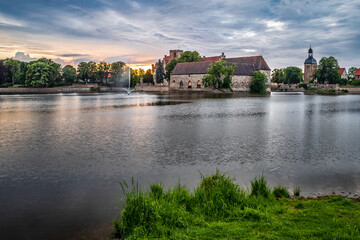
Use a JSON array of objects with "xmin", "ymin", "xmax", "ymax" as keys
[
  {"xmin": 273, "ymin": 185, "xmax": 290, "ymax": 198},
  {"xmin": 305, "ymin": 87, "xmax": 346, "ymax": 95},
  {"xmin": 114, "ymin": 172, "xmax": 360, "ymax": 239}
]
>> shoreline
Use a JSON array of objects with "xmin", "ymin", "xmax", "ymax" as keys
[
  {"xmin": 1, "ymin": 85, "xmax": 360, "ymax": 95},
  {"xmin": 114, "ymin": 172, "xmax": 360, "ymax": 239}
]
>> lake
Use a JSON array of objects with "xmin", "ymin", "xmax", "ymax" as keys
[{"xmin": 1, "ymin": 92, "xmax": 360, "ymax": 239}]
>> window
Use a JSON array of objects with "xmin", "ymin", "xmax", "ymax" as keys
[
  {"xmin": 188, "ymin": 81, "xmax": 192, "ymax": 88},
  {"xmin": 197, "ymin": 80, "xmax": 201, "ymax": 88},
  {"xmin": 180, "ymin": 81, "xmax": 183, "ymax": 88}
]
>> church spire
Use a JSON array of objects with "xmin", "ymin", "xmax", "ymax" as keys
[{"xmin": 308, "ymin": 45, "xmax": 313, "ymax": 57}]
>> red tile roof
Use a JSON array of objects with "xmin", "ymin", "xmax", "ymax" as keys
[
  {"xmin": 202, "ymin": 56, "xmax": 221, "ymax": 62},
  {"xmin": 164, "ymin": 55, "xmax": 172, "ymax": 64},
  {"xmin": 355, "ymin": 69, "xmax": 360, "ymax": 76},
  {"xmin": 338, "ymin": 68, "xmax": 345, "ymax": 75}
]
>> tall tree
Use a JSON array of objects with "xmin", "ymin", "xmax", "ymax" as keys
[
  {"xmin": 25, "ymin": 58, "xmax": 61, "ymax": 87},
  {"xmin": 97, "ymin": 61, "xmax": 111, "ymax": 85},
  {"xmin": 62, "ymin": 65, "xmax": 77, "ymax": 84},
  {"xmin": 87, "ymin": 61, "xmax": 98, "ymax": 82},
  {"xmin": 313, "ymin": 56, "xmax": 340, "ymax": 84},
  {"xmin": 284, "ymin": 67, "xmax": 303, "ymax": 84},
  {"xmin": 271, "ymin": 68, "xmax": 285, "ymax": 83},
  {"xmin": 250, "ymin": 71, "xmax": 267, "ymax": 93},
  {"xmin": 0, "ymin": 60, "xmax": 7, "ymax": 85},
  {"xmin": 177, "ymin": 51, "xmax": 202, "ymax": 63},
  {"xmin": 165, "ymin": 59, "xmax": 178, "ymax": 80},
  {"xmin": 110, "ymin": 61, "xmax": 126, "ymax": 85},
  {"xmin": 202, "ymin": 60, "xmax": 236, "ymax": 89},
  {"xmin": 130, "ymin": 68, "xmax": 140, "ymax": 87},
  {"xmin": 143, "ymin": 69, "xmax": 153, "ymax": 83},
  {"xmin": 15, "ymin": 61, "xmax": 27, "ymax": 85},
  {"xmin": 77, "ymin": 62, "xmax": 90, "ymax": 82},
  {"xmin": 348, "ymin": 67, "xmax": 357, "ymax": 80},
  {"xmin": 3, "ymin": 58, "xmax": 20, "ymax": 84},
  {"xmin": 155, "ymin": 60, "xmax": 164, "ymax": 84}
]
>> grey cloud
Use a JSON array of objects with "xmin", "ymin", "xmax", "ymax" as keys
[{"xmin": 0, "ymin": 0, "xmax": 359, "ymax": 69}]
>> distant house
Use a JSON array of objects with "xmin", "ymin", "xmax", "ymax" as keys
[
  {"xmin": 170, "ymin": 55, "xmax": 271, "ymax": 92},
  {"xmin": 338, "ymin": 68, "xmax": 348, "ymax": 79},
  {"xmin": 309, "ymin": 68, "xmax": 348, "ymax": 82},
  {"xmin": 355, "ymin": 69, "xmax": 360, "ymax": 80}
]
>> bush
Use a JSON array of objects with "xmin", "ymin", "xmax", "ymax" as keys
[
  {"xmin": 250, "ymin": 176, "xmax": 271, "ymax": 198},
  {"xmin": 0, "ymin": 83, "xmax": 13, "ymax": 88},
  {"xmin": 150, "ymin": 183, "xmax": 164, "ymax": 200},
  {"xmin": 337, "ymin": 78, "xmax": 348, "ymax": 86},
  {"xmin": 53, "ymin": 82, "xmax": 67, "ymax": 87},
  {"xmin": 273, "ymin": 185, "xmax": 290, "ymax": 198},
  {"xmin": 250, "ymin": 71, "xmax": 267, "ymax": 93},
  {"xmin": 351, "ymin": 79, "xmax": 360, "ymax": 86},
  {"xmin": 194, "ymin": 170, "xmax": 246, "ymax": 218},
  {"xmin": 299, "ymin": 83, "xmax": 308, "ymax": 90}
]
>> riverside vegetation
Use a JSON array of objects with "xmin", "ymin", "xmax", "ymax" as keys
[{"xmin": 114, "ymin": 171, "xmax": 360, "ymax": 239}]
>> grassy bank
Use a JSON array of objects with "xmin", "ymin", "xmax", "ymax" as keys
[
  {"xmin": 114, "ymin": 171, "xmax": 360, "ymax": 239},
  {"xmin": 305, "ymin": 87, "xmax": 348, "ymax": 95}
]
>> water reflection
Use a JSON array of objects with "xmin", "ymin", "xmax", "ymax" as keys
[{"xmin": 0, "ymin": 92, "xmax": 360, "ymax": 239}]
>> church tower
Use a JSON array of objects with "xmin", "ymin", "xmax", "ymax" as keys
[{"xmin": 304, "ymin": 46, "xmax": 317, "ymax": 83}]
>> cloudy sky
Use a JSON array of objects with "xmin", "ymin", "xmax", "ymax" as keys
[{"xmin": 0, "ymin": 0, "xmax": 359, "ymax": 70}]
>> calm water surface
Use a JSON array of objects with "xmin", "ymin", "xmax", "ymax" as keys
[{"xmin": 1, "ymin": 92, "xmax": 360, "ymax": 239}]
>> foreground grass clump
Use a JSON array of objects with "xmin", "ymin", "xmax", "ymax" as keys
[{"xmin": 114, "ymin": 172, "xmax": 360, "ymax": 239}]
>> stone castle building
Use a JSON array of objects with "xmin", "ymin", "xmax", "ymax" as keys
[
  {"xmin": 170, "ymin": 55, "xmax": 271, "ymax": 92},
  {"xmin": 304, "ymin": 46, "xmax": 317, "ymax": 83},
  {"xmin": 152, "ymin": 49, "xmax": 183, "ymax": 83}
]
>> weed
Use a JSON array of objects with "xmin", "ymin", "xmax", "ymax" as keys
[
  {"xmin": 250, "ymin": 175, "xmax": 271, "ymax": 198},
  {"xmin": 294, "ymin": 202, "xmax": 305, "ymax": 209},
  {"xmin": 273, "ymin": 185, "xmax": 290, "ymax": 198}
]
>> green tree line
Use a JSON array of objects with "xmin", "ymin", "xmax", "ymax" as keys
[
  {"xmin": 271, "ymin": 66, "xmax": 303, "ymax": 84},
  {"xmin": 0, "ymin": 58, "xmax": 153, "ymax": 88}
]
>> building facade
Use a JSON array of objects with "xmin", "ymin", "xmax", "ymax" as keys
[
  {"xmin": 170, "ymin": 55, "xmax": 271, "ymax": 92},
  {"xmin": 304, "ymin": 47, "xmax": 317, "ymax": 83},
  {"xmin": 152, "ymin": 49, "xmax": 183, "ymax": 84},
  {"xmin": 355, "ymin": 69, "xmax": 360, "ymax": 80}
]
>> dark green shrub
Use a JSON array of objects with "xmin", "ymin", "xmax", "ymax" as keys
[
  {"xmin": 250, "ymin": 71, "xmax": 267, "ymax": 93},
  {"xmin": 273, "ymin": 185, "xmax": 289, "ymax": 198},
  {"xmin": 294, "ymin": 202, "xmax": 304, "ymax": 209},
  {"xmin": 194, "ymin": 170, "xmax": 246, "ymax": 218},
  {"xmin": 294, "ymin": 186, "xmax": 301, "ymax": 197},
  {"xmin": 351, "ymin": 79, "xmax": 360, "ymax": 85},
  {"xmin": 150, "ymin": 183, "xmax": 164, "ymax": 200},
  {"xmin": 53, "ymin": 82, "xmax": 67, "ymax": 87},
  {"xmin": 341, "ymin": 89, "xmax": 349, "ymax": 93},
  {"xmin": 337, "ymin": 78, "xmax": 348, "ymax": 86},
  {"xmin": 250, "ymin": 176, "xmax": 271, "ymax": 198},
  {"xmin": 299, "ymin": 83, "xmax": 308, "ymax": 90},
  {"xmin": 0, "ymin": 83, "xmax": 13, "ymax": 88}
]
